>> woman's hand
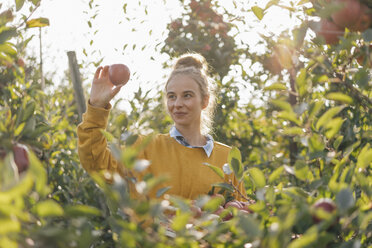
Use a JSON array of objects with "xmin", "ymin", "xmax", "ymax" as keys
[{"xmin": 89, "ymin": 65, "xmax": 125, "ymax": 108}]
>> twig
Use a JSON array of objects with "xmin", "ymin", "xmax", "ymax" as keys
[
  {"xmin": 16, "ymin": 3, "xmax": 40, "ymax": 29},
  {"xmin": 228, "ymin": 179, "xmax": 254, "ymax": 203},
  {"xmin": 335, "ymin": 72, "xmax": 372, "ymax": 111}
]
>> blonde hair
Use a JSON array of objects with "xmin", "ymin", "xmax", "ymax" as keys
[{"xmin": 165, "ymin": 53, "xmax": 217, "ymax": 135}]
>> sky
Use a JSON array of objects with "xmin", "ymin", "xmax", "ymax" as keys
[{"xmin": 4, "ymin": 0, "xmax": 303, "ymax": 111}]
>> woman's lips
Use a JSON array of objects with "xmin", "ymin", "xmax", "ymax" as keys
[{"xmin": 174, "ymin": 112, "xmax": 187, "ymax": 117}]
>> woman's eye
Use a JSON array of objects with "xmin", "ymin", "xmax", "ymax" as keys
[
  {"xmin": 184, "ymin": 93, "xmax": 192, "ymax": 98},
  {"xmin": 168, "ymin": 95, "xmax": 175, "ymax": 99}
]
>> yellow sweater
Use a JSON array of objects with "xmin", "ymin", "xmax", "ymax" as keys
[{"xmin": 77, "ymin": 103, "xmax": 245, "ymax": 200}]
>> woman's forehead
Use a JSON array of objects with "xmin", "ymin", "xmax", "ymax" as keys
[{"xmin": 166, "ymin": 74, "xmax": 199, "ymax": 92}]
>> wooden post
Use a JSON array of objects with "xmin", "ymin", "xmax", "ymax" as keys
[{"xmin": 67, "ymin": 51, "xmax": 86, "ymax": 122}]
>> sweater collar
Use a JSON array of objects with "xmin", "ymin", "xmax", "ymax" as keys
[{"xmin": 169, "ymin": 126, "xmax": 214, "ymax": 157}]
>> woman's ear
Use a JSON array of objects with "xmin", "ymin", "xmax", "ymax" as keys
[{"xmin": 202, "ymin": 95, "xmax": 209, "ymax": 109}]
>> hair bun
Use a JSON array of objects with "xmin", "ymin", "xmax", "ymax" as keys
[{"xmin": 174, "ymin": 53, "xmax": 208, "ymax": 72}]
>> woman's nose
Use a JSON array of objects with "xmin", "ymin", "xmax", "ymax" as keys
[{"xmin": 174, "ymin": 97, "xmax": 183, "ymax": 107}]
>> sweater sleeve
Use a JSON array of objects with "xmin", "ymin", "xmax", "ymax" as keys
[{"xmin": 77, "ymin": 101, "xmax": 120, "ymax": 175}]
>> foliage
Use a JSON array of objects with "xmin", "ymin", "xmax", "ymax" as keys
[{"xmin": 0, "ymin": 0, "xmax": 371, "ymax": 247}]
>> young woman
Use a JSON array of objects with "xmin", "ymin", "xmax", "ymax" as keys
[{"xmin": 77, "ymin": 53, "xmax": 245, "ymax": 201}]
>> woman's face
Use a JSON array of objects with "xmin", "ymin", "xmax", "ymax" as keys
[{"xmin": 166, "ymin": 74, "xmax": 208, "ymax": 131}]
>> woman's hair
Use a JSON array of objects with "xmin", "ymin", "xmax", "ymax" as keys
[{"xmin": 165, "ymin": 53, "xmax": 217, "ymax": 135}]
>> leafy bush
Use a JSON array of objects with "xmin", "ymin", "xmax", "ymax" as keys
[{"xmin": 0, "ymin": 0, "xmax": 371, "ymax": 247}]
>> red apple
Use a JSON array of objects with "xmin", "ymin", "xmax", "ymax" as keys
[
  {"xmin": 189, "ymin": 0, "xmax": 199, "ymax": 11},
  {"xmin": 331, "ymin": 0, "xmax": 361, "ymax": 29},
  {"xmin": 239, "ymin": 201, "xmax": 254, "ymax": 213},
  {"xmin": 312, "ymin": 198, "xmax": 337, "ymax": 223},
  {"xmin": 191, "ymin": 204, "xmax": 203, "ymax": 218},
  {"xmin": 170, "ymin": 20, "xmax": 182, "ymax": 30},
  {"xmin": 17, "ymin": 58, "xmax": 25, "ymax": 68},
  {"xmin": 108, "ymin": 64, "xmax": 130, "ymax": 86},
  {"xmin": 211, "ymin": 193, "xmax": 225, "ymax": 205},
  {"xmin": 224, "ymin": 200, "xmax": 243, "ymax": 209},
  {"xmin": 351, "ymin": 4, "xmax": 372, "ymax": 32},
  {"xmin": 12, "ymin": 143, "xmax": 29, "ymax": 174},
  {"xmin": 316, "ymin": 19, "xmax": 345, "ymax": 45},
  {"xmin": 213, "ymin": 205, "xmax": 224, "ymax": 215}
]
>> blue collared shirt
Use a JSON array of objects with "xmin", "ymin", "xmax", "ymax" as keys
[{"xmin": 169, "ymin": 126, "xmax": 214, "ymax": 157}]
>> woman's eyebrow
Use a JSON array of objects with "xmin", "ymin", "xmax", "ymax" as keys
[{"xmin": 183, "ymin": 90, "xmax": 195, "ymax": 94}]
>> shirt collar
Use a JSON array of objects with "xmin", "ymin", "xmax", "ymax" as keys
[{"xmin": 169, "ymin": 126, "xmax": 214, "ymax": 157}]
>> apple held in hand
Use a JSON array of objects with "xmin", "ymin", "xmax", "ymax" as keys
[{"xmin": 108, "ymin": 64, "xmax": 130, "ymax": 86}]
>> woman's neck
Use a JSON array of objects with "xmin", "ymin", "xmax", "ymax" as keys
[{"xmin": 175, "ymin": 125, "xmax": 206, "ymax": 147}]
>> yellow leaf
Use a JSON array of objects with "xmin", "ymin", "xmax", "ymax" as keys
[{"xmin": 26, "ymin": 18, "xmax": 49, "ymax": 28}]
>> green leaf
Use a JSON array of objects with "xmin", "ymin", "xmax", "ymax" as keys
[
  {"xmin": 333, "ymin": 136, "xmax": 343, "ymax": 150},
  {"xmin": 26, "ymin": 17, "xmax": 50, "ymax": 28},
  {"xmin": 0, "ymin": 219, "xmax": 20, "ymax": 234},
  {"xmin": 362, "ymin": 29, "xmax": 372, "ymax": 42},
  {"xmin": 34, "ymin": 200, "xmax": 64, "ymax": 217},
  {"xmin": 15, "ymin": 0, "xmax": 25, "ymax": 11},
  {"xmin": 335, "ymin": 188, "xmax": 355, "ymax": 213},
  {"xmin": 308, "ymin": 133, "xmax": 325, "ymax": 153},
  {"xmin": 31, "ymin": 0, "xmax": 41, "ymax": 6},
  {"xmin": 296, "ymin": 68, "xmax": 307, "ymax": 94},
  {"xmin": 204, "ymin": 163, "xmax": 224, "ymax": 180},
  {"xmin": 268, "ymin": 166, "xmax": 284, "ymax": 184},
  {"xmin": 100, "ymin": 130, "xmax": 114, "ymax": 142},
  {"xmin": 171, "ymin": 213, "xmax": 190, "ymax": 232},
  {"xmin": 0, "ymin": 43, "xmax": 17, "ymax": 56},
  {"xmin": 228, "ymin": 147, "xmax": 243, "ymax": 180},
  {"xmin": 29, "ymin": 152, "xmax": 48, "ymax": 196},
  {"xmin": 231, "ymin": 158, "xmax": 243, "ymax": 180},
  {"xmin": 316, "ymin": 106, "xmax": 344, "ymax": 130},
  {"xmin": 156, "ymin": 186, "xmax": 171, "ymax": 198},
  {"xmin": 265, "ymin": 0, "xmax": 279, "ymax": 9},
  {"xmin": 264, "ymin": 83, "xmax": 287, "ymax": 91},
  {"xmin": 251, "ymin": 6, "xmax": 264, "ymax": 20},
  {"xmin": 211, "ymin": 182, "xmax": 234, "ymax": 193},
  {"xmin": 0, "ymin": 27, "xmax": 17, "ymax": 43},
  {"xmin": 65, "ymin": 205, "xmax": 101, "ymax": 217},
  {"xmin": 246, "ymin": 200, "xmax": 266, "ymax": 212},
  {"xmin": 294, "ymin": 161, "xmax": 313, "ymax": 182},
  {"xmin": 324, "ymin": 117, "xmax": 344, "ymax": 139},
  {"xmin": 14, "ymin": 122, "xmax": 25, "ymax": 136},
  {"xmin": 203, "ymin": 196, "xmax": 224, "ymax": 211},
  {"xmin": 288, "ymin": 228, "xmax": 318, "ymax": 248},
  {"xmin": 308, "ymin": 100, "xmax": 324, "ymax": 120},
  {"xmin": 228, "ymin": 146, "xmax": 242, "ymax": 163},
  {"xmin": 270, "ymin": 99, "xmax": 293, "ymax": 112},
  {"xmin": 22, "ymin": 100, "xmax": 35, "ymax": 121},
  {"xmin": 357, "ymin": 144, "xmax": 372, "ymax": 169},
  {"xmin": 238, "ymin": 214, "xmax": 261, "ymax": 238},
  {"xmin": 325, "ymin": 93, "xmax": 353, "ymax": 104},
  {"xmin": 293, "ymin": 24, "xmax": 308, "ymax": 48},
  {"xmin": 282, "ymin": 127, "xmax": 304, "ymax": 136},
  {"xmin": 247, "ymin": 168, "xmax": 266, "ymax": 188},
  {"xmin": 277, "ymin": 111, "xmax": 301, "ymax": 126}
]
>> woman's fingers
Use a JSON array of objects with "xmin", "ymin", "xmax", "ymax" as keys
[
  {"xmin": 94, "ymin": 66, "xmax": 103, "ymax": 80},
  {"xmin": 111, "ymin": 84, "xmax": 123, "ymax": 98},
  {"xmin": 101, "ymin": 65, "xmax": 110, "ymax": 78}
]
